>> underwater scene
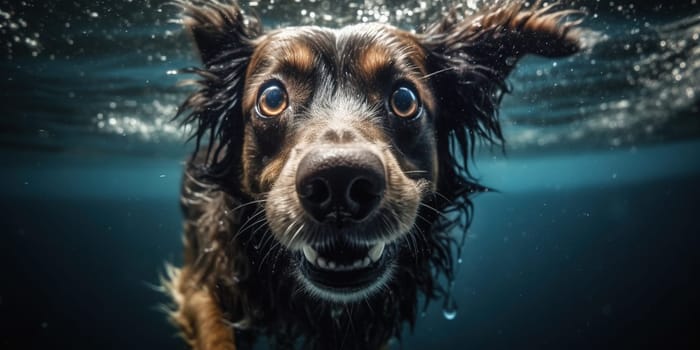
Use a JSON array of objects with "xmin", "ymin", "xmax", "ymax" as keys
[{"xmin": 1, "ymin": 0, "xmax": 699, "ymax": 349}]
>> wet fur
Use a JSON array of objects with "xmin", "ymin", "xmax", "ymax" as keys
[{"xmin": 164, "ymin": 1, "xmax": 581, "ymax": 349}]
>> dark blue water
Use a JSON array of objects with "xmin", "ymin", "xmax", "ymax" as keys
[{"xmin": 1, "ymin": 1, "xmax": 699, "ymax": 349}]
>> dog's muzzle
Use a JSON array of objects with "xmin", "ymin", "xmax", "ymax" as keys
[{"xmin": 292, "ymin": 145, "xmax": 396, "ymax": 302}]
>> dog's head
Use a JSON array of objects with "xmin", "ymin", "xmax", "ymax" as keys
[{"xmin": 178, "ymin": 0, "xmax": 580, "ymax": 303}]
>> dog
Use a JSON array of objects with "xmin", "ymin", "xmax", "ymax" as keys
[{"xmin": 164, "ymin": 1, "xmax": 581, "ymax": 349}]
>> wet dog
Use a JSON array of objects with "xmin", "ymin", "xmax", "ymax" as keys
[{"xmin": 164, "ymin": 1, "xmax": 581, "ymax": 349}]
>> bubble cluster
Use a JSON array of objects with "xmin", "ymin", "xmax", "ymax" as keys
[
  {"xmin": 0, "ymin": 7, "xmax": 42, "ymax": 58},
  {"xmin": 94, "ymin": 99, "xmax": 190, "ymax": 142},
  {"xmin": 501, "ymin": 7, "xmax": 700, "ymax": 153}
]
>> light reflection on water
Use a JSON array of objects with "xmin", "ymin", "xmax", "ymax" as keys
[{"xmin": 1, "ymin": 1, "xmax": 698, "ymax": 158}]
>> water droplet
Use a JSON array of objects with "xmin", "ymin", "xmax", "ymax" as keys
[
  {"xmin": 442, "ymin": 305, "xmax": 457, "ymax": 320},
  {"xmin": 457, "ymin": 258, "xmax": 463, "ymax": 264},
  {"xmin": 442, "ymin": 296, "xmax": 458, "ymax": 320}
]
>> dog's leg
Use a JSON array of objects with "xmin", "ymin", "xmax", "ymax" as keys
[
  {"xmin": 185, "ymin": 288, "xmax": 237, "ymax": 350},
  {"xmin": 167, "ymin": 267, "xmax": 236, "ymax": 350}
]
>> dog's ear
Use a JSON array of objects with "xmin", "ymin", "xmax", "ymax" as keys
[
  {"xmin": 176, "ymin": 1, "xmax": 262, "ymax": 188},
  {"xmin": 420, "ymin": 0, "xmax": 581, "ymax": 198},
  {"xmin": 179, "ymin": 0, "xmax": 261, "ymax": 66},
  {"xmin": 422, "ymin": 1, "xmax": 581, "ymax": 81}
]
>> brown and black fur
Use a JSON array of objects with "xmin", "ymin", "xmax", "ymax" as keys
[{"xmin": 164, "ymin": 1, "xmax": 582, "ymax": 349}]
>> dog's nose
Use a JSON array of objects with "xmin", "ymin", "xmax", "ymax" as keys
[{"xmin": 296, "ymin": 147, "xmax": 385, "ymax": 224}]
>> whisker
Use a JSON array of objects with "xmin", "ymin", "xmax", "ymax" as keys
[
  {"xmin": 400, "ymin": 225, "xmax": 417, "ymax": 264},
  {"xmin": 270, "ymin": 233, "xmax": 287, "ymax": 270},
  {"xmin": 243, "ymin": 216, "xmax": 273, "ymax": 248},
  {"xmin": 230, "ymin": 209, "xmax": 267, "ymax": 244},
  {"xmin": 377, "ymin": 212, "xmax": 394, "ymax": 242},
  {"xmin": 289, "ymin": 223, "xmax": 305, "ymax": 247},
  {"xmin": 250, "ymin": 217, "xmax": 270, "ymax": 238},
  {"xmin": 282, "ymin": 219, "xmax": 299, "ymax": 246},
  {"xmin": 414, "ymin": 212, "xmax": 433, "ymax": 226},
  {"xmin": 418, "ymin": 202, "xmax": 449, "ymax": 219},
  {"xmin": 283, "ymin": 219, "xmax": 298, "ymax": 237},
  {"xmin": 408, "ymin": 223, "xmax": 423, "ymax": 265},
  {"xmin": 237, "ymin": 208, "xmax": 267, "ymax": 233},
  {"xmin": 227, "ymin": 199, "xmax": 268, "ymax": 214},
  {"xmin": 258, "ymin": 230, "xmax": 282, "ymax": 270},
  {"xmin": 420, "ymin": 66, "xmax": 456, "ymax": 80},
  {"xmin": 431, "ymin": 190, "xmax": 453, "ymax": 205}
]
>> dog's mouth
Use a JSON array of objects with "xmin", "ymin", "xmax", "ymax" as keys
[{"xmin": 296, "ymin": 239, "xmax": 395, "ymax": 302}]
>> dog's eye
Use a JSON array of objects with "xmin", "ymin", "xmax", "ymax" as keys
[
  {"xmin": 257, "ymin": 81, "xmax": 288, "ymax": 118},
  {"xmin": 389, "ymin": 85, "xmax": 420, "ymax": 119}
]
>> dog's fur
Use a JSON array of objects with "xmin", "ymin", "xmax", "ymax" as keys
[{"xmin": 164, "ymin": 1, "xmax": 581, "ymax": 349}]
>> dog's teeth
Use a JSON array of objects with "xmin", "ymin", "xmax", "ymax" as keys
[
  {"xmin": 306, "ymin": 244, "xmax": 385, "ymax": 270},
  {"xmin": 368, "ymin": 242, "xmax": 385, "ymax": 262},
  {"xmin": 302, "ymin": 246, "xmax": 318, "ymax": 263}
]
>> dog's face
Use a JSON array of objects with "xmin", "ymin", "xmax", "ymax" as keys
[
  {"xmin": 238, "ymin": 24, "xmax": 438, "ymax": 301},
  {"xmin": 179, "ymin": 1, "xmax": 580, "ymax": 304}
]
